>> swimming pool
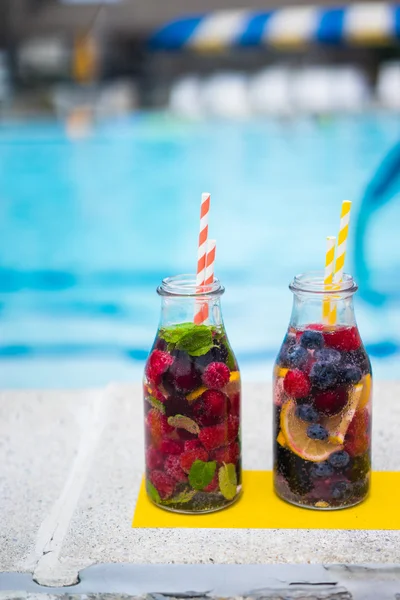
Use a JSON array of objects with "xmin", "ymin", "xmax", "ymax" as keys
[{"xmin": 0, "ymin": 113, "xmax": 399, "ymax": 388}]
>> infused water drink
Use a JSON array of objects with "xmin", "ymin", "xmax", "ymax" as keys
[{"xmin": 273, "ymin": 273, "xmax": 372, "ymax": 510}]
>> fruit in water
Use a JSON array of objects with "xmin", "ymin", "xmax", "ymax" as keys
[
  {"xmin": 295, "ymin": 404, "xmax": 318, "ymax": 423},
  {"xmin": 212, "ymin": 442, "xmax": 240, "ymax": 464},
  {"xmin": 202, "ymin": 362, "xmax": 230, "ymax": 389},
  {"xmin": 193, "ymin": 390, "xmax": 228, "ymax": 425},
  {"xmin": 314, "ymin": 348, "xmax": 341, "ymax": 364},
  {"xmin": 342, "ymin": 365, "xmax": 362, "ymax": 384},
  {"xmin": 199, "ymin": 423, "xmax": 228, "ymax": 450},
  {"xmin": 300, "ymin": 330, "xmax": 324, "ymax": 350},
  {"xmin": 159, "ymin": 439, "xmax": 184, "ymax": 455},
  {"xmin": 275, "ymin": 444, "xmax": 314, "ymax": 495},
  {"xmin": 203, "ymin": 473, "xmax": 219, "ymax": 492},
  {"xmin": 358, "ymin": 374, "xmax": 372, "ymax": 410},
  {"xmin": 150, "ymin": 470, "xmax": 175, "ymax": 499},
  {"xmin": 331, "ymin": 480, "xmax": 352, "ymax": 500},
  {"xmin": 146, "ymin": 409, "xmax": 174, "ymax": 448},
  {"xmin": 313, "ymin": 388, "xmax": 348, "ymax": 416},
  {"xmin": 164, "ymin": 394, "xmax": 193, "ymax": 418},
  {"xmin": 146, "ymin": 350, "xmax": 174, "ymax": 385},
  {"xmin": 344, "ymin": 408, "xmax": 370, "ymax": 457},
  {"xmin": 230, "ymin": 393, "xmax": 240, "ymax": 416},
  {"xmin": 164, "ymin": 455, "xmax": 188, "ymax": 482},
  {"xmin": 146, "ymin": 447, "xmax": 164, "ymax": 470},
  {"xmin": 286, "ymin": 345, "xmax": 309, "ymax": 368},
  {"xmin": 280, "ymin": 399, "xmax": 343, "ymax": 462},
  {"xmin": 307, "ymin": 424, "xmax": 329, "ymax": 441},
  {"xmin": 184, "ymin": 439, "xmax": 202, "ymax": 451},
  {"xmin": 227, "ymin": 415, "xmax": 240, "ymax": 442},
  {"xmin": 310, "ymin": 362, "xmax": 338, "ymax": 390},
  {"xmin": 165, "ymin": 351, "xmax": 201, "ymax": 392},
  {"xmin": 323, "ymin": 326, "xmax": 361, "ymax": 352},
  {"xmin": 310, "ymin": 462, "xmax": 334, "ymax": 478},
  {"xmin": 283, "ymin": 370, "xmax": 311, "ymax": 398},
  {"xmin": 328, "ymin": 450, "xmax": 350, "ymax": 469},
  {"xmin": 180, "ymin": 447, "xmax": 208, "ymax": 473}
]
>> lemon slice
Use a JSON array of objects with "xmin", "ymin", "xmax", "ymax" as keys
[
  {"xmin": 280, "ymin": 399, "xmax": 343, "ymax": 462},
  {"xmin": 358, "ymin": 374, "xmax": 372, "ymax": 411},
  {"xmin": 328, "ymin": 383, "xmax": 363, "ymax": 444}
]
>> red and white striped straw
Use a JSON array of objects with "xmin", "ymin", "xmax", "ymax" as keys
[
  {"xmin": 196, "ymin": 192, "xmax": 211, "ymax": 288},
  {"xmin": 195, "ymin": 239, "xmax": 216, "ymax": 324}
]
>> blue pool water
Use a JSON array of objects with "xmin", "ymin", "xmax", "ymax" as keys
[{"xmin": 0, "ymin": 113, "xmax": 399, "ymax": 388}]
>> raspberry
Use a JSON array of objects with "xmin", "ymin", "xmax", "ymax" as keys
[
  {"xmin": 150, "ymin": 470, "xmax": 175, "ymax": 499},
  {"xmin": 314, "ymin": 388, "xmax": 348, "ymax": 416},
  {"xmin": 164, "ymin": 455, "xmax": 188, "ymax": 482},
  {"xmin": 146, "ymin": 350, "xmax": 174, "ymax": 385},
  {"xmin": 199, "ymin": 423, "xmax": 228, "ymax": 450},
  {"xmin": 159, "ymin": 439, "xmax": 184, "ymax": 455},
  {"xmin": 230, "ymin": 393, "xmax": 240, "ymax": 416},
  {"xmin": 146, "ymin": 447, "xmax": 164, "ymax": 470},
  {"xmin": 323, "ymin": 326, "xmax": 361, "ymax": 352},
  {"xmin": 193, "ymin": 390, "xmax": 228, "ymax": 425},
  {"xmin": 227, "ymin": 415, "xmax": 240, "ymax": 442},
  {"xmin": 146, "ymin": 409, "xmax": 174, "ymax": 448},
  {"xmin": 212, "ymin": 442, "xmax": 240, "ymax": 464},
  {"xmin": 344, "ymin": 409, "xmax": 370, "ymax": 457},
  {"xmin": 283, "ymin": 369, "xmax": 311, "ymax": 398},
  {"xmin": 204, "ymin": 473, "xmax": 219, "ymax": 492},
  {"xmin": 202, "ymin": 362, "xmax": 230, "ymax": 389},
  {"xmin": 180, "ymin": 447, "xmax": 208, "ymax": 473},
  {"xmin": 184, "ymin": 439, "xmax": 202, "ymax": 451}
]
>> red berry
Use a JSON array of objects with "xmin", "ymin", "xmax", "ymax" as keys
[
  {"xmin": 230, "ymin": 393, "xmax": 240, "ymax": 416},
  {"xmin": 204, "ymin": 473, "xmax": 219, "ymax": 492},
  {"xmin": 323, "ymin": 326, "xmax": 361, "ymax": 352},
  {"xmin": 184, "ymin": 439, "xmax": 202, "ymax": 451},
  {"xmin": 146, "ymin": 350, "xmax": 174, "ymax": 385},
  {"xmin": 199, "ymin": 423, "xmax": 228, "ymax": 450},
  {"xmin": 164, "ymin": 455, "xmax": 188, "ymax": 482},
  {"xmin": 150, "ymin": 470, "xmax": 175, "ymax": 499},
  {"xmin": 344, "ymin": 408, "xmax": 370, "ymax": 457},
  {"xmin": 146, "ymin": 409, "xmax": 174, "ymax": 448},
  {"xmin": 180, "ymin": 447, "xmax": 208, "ymax": 473},
  {"xmin": 202, "ymin": 362, "xmax": 230, "ymax": 389},
  {"xmin": 159, "ymin": 439, "xmax": 184, "ymax": 455},
  {"xmin": 193, "ymin": 390, "xmax": 228, "ymax": 425},
  {"xmin": 212, "ymin": 442, "xmax": 240, "ymax": 464},
  {"xmin": 283, "ymin": 369, "xmax": 311, "ymax": 398},
  {"xmin": 306, "ymin": 323, "xmax": 325, "ymax": 331},
  {"xmin": 146, "ymin": 447, "xmax": 164, "ymax": 470},
  {"xmin": 227, "ymin": 415, "xmax": 240, "ymax": 442},
  {"xmin": 314, "ymin": 387, "xmax": 348, "ymax": 416}
]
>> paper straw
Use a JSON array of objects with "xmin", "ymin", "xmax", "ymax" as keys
[
  {"xmin": 330, "ymin": 200, "xmax": 352, "ymax": 323},
  {"xmin": 194, "ymin": 239, "xmax": 216, "ymax": 324},
  {"xmin": 322, "ymin": 236, "xmax": 336, "ymax": 323},
  {"xmin": 196, "ymin": 192, "xmax": 211, "ymax": 287}
]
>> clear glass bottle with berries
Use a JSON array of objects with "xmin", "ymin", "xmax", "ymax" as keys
[
  {"xmin": 144, "ymin": 275, "xmax": 241, "ymax": 513},
  {"xmin": 273, "ymin": 272, "xmax": 372, "ymax": 510}
]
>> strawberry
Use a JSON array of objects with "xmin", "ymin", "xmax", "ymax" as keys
[
  {"xmin": 184, "ymin": 439, "xmax": 202, "ymax": 451},
  {"xmin": 193, "ymin": 390, "xmax": 228, "ymax": 425},
  {"xmin": 227, "ymin": 415, "xmax": 240, "ymax": 442},
  {"xmin": 199, "ymin": 423, "xmax": 228, "ymax": 451},
  {"xmin": 146, "ymin": 409, "xmax": 174, "ymax": 448},
  {"xmin": 180, "ymin": 447, "xmax": 208, "ymax": 473},
  {"xmin": 230, "ymin": 393, "xmax": 240, "ymax": 416}
]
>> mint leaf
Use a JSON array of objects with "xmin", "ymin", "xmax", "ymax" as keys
[
  {"xmin": 146, "ymin": 480, "xmax": 161, "ymax": 504},
  {"xmin": 189, "ymin": 460, "xmax": 217, "ymax": 490},
  {"xmin": 161, "ymin": 489, "xmax": 196, "ymax": 505},
  {"xmin": 218, "ymin": 463, "xmax": 237, "ymax": 500},
  {"xmin": 225, "ymin": 345, "xmax": 236, "ymax": 370},
  {"xmin": 160, "ymin": 323, "xmax": 196, "ymax": 344},
  {"xmin": 168, "ymin": 414, "xmax": 200, "ymax": 434},
  {"xmin": 177, "ymin": 326, "xmax": 213, "ymax": 356},
  {"xmin": 145, "ymin": 395, "xmax": 165, "ymax": 414}
]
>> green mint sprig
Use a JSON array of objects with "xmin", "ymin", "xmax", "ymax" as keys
[{"xmin": 189, "ymin": 459, "xmax": 217, "ymax": 490}]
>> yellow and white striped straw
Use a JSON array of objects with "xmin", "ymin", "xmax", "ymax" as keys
[
  {"xmin": 322, "ymin": 236, "xmax": 336, "ymax": 323},
  {"xmin": 330, "ymin": 200, "xmax": 352, "ymax": 323}
]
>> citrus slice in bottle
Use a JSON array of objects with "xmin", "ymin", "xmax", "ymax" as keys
[
  {"xmin": 280, "ymin": 399, "xmax": 343, "ymax": 462},
  {"xmin": 358, "ymin": 374, "xmax": 371, "ymax": 411},
  {"xmin": 328, "ymin": 383, "xmax": 363, "ymax": 444}
]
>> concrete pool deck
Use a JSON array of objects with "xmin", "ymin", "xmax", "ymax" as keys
[{"xmin": 1, "ymin": 382, "xmax": 400, "ymax": 598}]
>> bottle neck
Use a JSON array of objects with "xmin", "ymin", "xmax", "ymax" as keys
[
  {"xmin": 290, "ymin": 292, "xmax": 356, "ymax": 329},
  {"xmin": 159, "ymin": 295, "xmax": 224, "ymax": 328}
]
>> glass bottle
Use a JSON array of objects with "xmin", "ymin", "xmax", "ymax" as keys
[
  {"xmin": 273, "ymin": 272, "xmax": 372, "ymax": 510},
  {"xmin": 143, "ymin": 274, "xmax": 242, "ymax": 513}
]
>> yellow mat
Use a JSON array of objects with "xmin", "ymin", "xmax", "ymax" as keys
[{"xmin": 132, "ymin": 471, "xmax": 400, "ymax": 530}]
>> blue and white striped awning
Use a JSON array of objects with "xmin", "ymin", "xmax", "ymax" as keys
[{"xmin": 149, "ymin": 2, "xmax": 400, "ymax": 51}]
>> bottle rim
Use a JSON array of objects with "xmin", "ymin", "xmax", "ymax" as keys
[
  {"xmin": 289, "ymin": 271, "xmax": 358, "ymax": 295},
  {"xmin": 157, "ymin": 274, "xmax": 225, "ymax": 297}
]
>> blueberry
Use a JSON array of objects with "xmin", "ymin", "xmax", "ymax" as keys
[
  {"xmin": 328, "ymin": 451, "xmax": 350, "ymax": 469},
  {"xmin": 343, "ymin": 349, "xmax": 371, "ymax": 375},
  {"xmin": 307, "ymin": 424, "xmax": 329, "ymax": 441},
  {"xmin": 286, "ymin": 345, "xmax": 309, "ymax": 368},
  {"xmin": 314, "ymin": 348, "xmax": 341, "ymax": 364},
  {"xmin": 331, "ymin": 481, "xmax": 352, "ymax": 500},
  {"xmin": 310, "ymin": 362, "xmax": 338, "ymax": 389},
  {"xmin": 300, "ymin": 330, "xmax": 324, "ymax": 350},
  {"xmin": 342, "ymin": 365, "xmax": 362, "ymax": 384},
  {"xmin": 310, "ymin": 462, "xmax": 334, "ymax": 478},
  {"xmin": 296, "ymin": 404, "xmax": 318, "ymax": 423}
]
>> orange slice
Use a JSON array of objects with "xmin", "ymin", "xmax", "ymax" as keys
[
  {"xmin": 186, "ymin": 386, "xmax": 207, "ymax": 403},
  {"xmin": 280, "ymin": 399, "xmax": 343, "ymax": 462},
  {"xmin": 358, "ymin": 374, "xmax": 372, "ymax": 411}
]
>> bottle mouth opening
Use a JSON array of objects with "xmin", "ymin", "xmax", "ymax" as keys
[
  {"xmin": 157, "ymin": 274, "xmax": 224, "ymax": 297},
  {"xmin": 289, "ymin": 271, "xmax": 358, "ymax": 295}
]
